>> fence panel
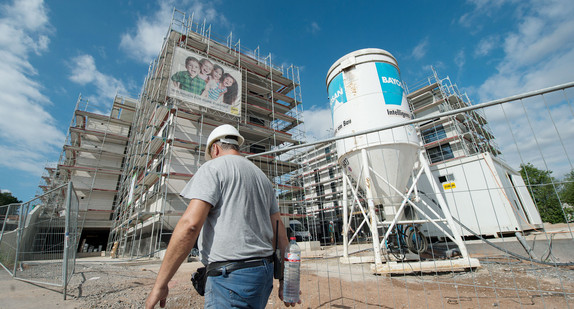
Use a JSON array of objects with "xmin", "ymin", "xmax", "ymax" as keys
[
  {"xmin": 0, "ymin": 203, "xmax": 21, "ymax": 275},
  {"xmin": 0, "ymin": 182, "xmax": 81, "ymax": 298},
  {"xmin": 247, "ymin": 82, "xmax": 574, "ymax": 308}
]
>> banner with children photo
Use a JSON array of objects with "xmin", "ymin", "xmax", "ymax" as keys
[{"xmin": 167, "ymin": 47, "xmax": 242, "ymax": 117}]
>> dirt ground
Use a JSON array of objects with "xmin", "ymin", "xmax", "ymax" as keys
[
  {"xmin": 2, "ymin": 229, "xmax": 574, "ymax": 309},
  {"xmin": 36, "ymin": 254, "xmax": 571, "ymax": 309}
]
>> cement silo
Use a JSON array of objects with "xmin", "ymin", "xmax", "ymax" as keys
[{"xmin": 326, "ymin": 48, "xmax": 420, "ymax": 221}]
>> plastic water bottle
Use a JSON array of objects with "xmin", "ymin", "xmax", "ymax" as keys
[{"xmin": 283, "ymin": 236, "xmax": 301, "ymax": 303}]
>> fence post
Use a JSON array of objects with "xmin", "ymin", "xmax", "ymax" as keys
[
  {"xmin": 13, "ymin": 203, "xmax": 25, "ymax": 277},
  {"xmin": 0, "ymin": 204, "xmax": 13, "ymax": 244},
  {"xmin": 62, "ymin": 181, "xmax": 72, "ymax": 300}
]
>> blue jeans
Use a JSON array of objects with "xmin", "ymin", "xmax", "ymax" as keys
[{"xmin": 205, "ymin": 259, "xmax": 274, "ymax": 308}]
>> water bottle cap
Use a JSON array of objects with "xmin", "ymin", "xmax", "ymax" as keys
[{"xmin": 290, "ymin": 237, "xmax": 296, "ymax": 240}]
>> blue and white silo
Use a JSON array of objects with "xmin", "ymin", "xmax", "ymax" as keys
[{"xmin": 326, "ymin": 48, "xmax": 420, "ymax": 221}]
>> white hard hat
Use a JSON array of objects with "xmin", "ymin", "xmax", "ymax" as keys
[{"xmin": 205, "ymin": 124, "xmax": 244, "ymax": 160}]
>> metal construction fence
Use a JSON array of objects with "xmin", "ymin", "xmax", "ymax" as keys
[
  {"xmin": 0, "ymin": 182, "xmax": 81, "ymax": 299},
  {"xmin": 247, "ymin": 81, "xmax": 574, "ymax": 308}
]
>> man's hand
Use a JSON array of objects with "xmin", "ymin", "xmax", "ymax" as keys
[
  {"xmin": 145, "ymin": 199, "xmax": 210, "ymax": 308},
  {"xmin": 145, "ymin": 285, "xmax": 169, "ymax": 309},
  {"xmin": 278, "ymin": 280, "xmax": 302, "ymax": 307}
]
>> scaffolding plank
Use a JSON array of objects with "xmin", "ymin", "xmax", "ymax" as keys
[
  {"xmin": 70, "ymin": 127, "xmax": 129, "ymax": 143},
  {"xmin": 75, "ymin": 110, "xmax": 132, "ymax": 126},
  {"xmin": 407, "ymin": 82, "xmax": 439, "ymax": 99}
]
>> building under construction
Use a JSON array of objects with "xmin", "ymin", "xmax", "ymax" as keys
[
  {"xmin": 37, "ymin": 11, "xmax": 305, "ymax": 257},
  {"xmin": 105, "ymin": 11, "xmax": 304, "ymax": 257},
  {"xmin": 39, "ymin": 95, "xmax": 136, "ymax": 252}
]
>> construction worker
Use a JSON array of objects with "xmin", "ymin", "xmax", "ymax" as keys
[
  {"xmin": 145, "ymin": 124, "xmax": 301, "ymax": 308},
  {"xmin": 329, "ymin": 221, "xmax": 335, "ymax": 245}
]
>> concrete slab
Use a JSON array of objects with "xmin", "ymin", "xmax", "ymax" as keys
[
  {"xmin": 370, "ymin": 258, "xmax": 481, "ymax": 275},
  {"xmin": 339, "ymin": 255, "xmax": 375, "ymax": 264},
  {"xmin": 298, "ymin": 241, "xmax": 321, "ymax": 252}
]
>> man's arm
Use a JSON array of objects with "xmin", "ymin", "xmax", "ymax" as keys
[
  {"xmin": 270, "ymin": 212, "xmax": 289, "ymax": 264},
  {"xmin": 145, "ymin": 199, "xmax": 211, "ymax": 309}
]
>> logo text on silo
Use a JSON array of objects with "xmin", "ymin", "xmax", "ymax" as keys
[{"xmin": 381, "ymin": 76, "xmax": 403, "ymax": 89}]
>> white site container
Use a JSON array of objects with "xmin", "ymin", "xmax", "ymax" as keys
[
  {"xmin": 326, "ymin": 49, "xmax": 420, "ymax": 221},
  {"xmin": 415, "ymin": 153, "xmax": 543, "ymax": 237}
]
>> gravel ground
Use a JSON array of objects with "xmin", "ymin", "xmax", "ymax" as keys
[
  {"xmin": 2, "ymin": 232, "xmax": 574, "ymax": 309},
  {"xmin": 47, "ymin": 255, "xmax": 572, "ymax": 309},
  {"xmin": 67, "ymin": 260, "xmax": 203, "ymax": 309}
]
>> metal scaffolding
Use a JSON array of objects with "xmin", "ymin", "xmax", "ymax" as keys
[
  {"xmin": 38, "ymin": 94, "xmax": 135, "ymax": 254},
  {"xmin": 106, "ymin": 9, "xmax": 305, "ymax": 258},
  {"xmin": 408, "ymin": 67, "xmax": 501, "ymax": 163}
]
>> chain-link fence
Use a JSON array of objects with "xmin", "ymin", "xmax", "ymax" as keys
[{"xmin": 0, "ymin": 182, "xmax": 81, "ymax": 299}]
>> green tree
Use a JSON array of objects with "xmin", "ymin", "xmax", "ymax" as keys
[
  {"xmin": 0, "ymin": 191, "xmax": 21, "ymax": 206},
  {"xmin": 519, "ymin": 163, "xmax": 565, "ymax": 224},
  {"xmin": 0, "ymin": 191, "xmax": 22, "ymax": 217},
  {"xmin": 559, "ymin": 170, "xmax": 574, "ymax": 222}
]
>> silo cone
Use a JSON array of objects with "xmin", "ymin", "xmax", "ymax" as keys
[{"xmin": 326, "ymin": 49, "xmax": 420, "ymax": 222}]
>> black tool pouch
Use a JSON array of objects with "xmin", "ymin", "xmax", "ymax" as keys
[
  {"xmin": 273, "ymin": 250, "xmax": 283, "ymax": 280},
  {"xmin": 191, "ymin": 266, "xmax": 207, "ymax": 296},
  {"xmin": 273, "ymin": 221, "xmax": 283, "ymax": 280}
]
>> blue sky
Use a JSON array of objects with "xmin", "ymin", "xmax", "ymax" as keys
[{"xmin": 1, "ymin": 0, "xmax": 573, "ymax": 202}]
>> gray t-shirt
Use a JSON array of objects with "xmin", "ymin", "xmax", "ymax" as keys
[{"xmin": 180, "ymin": 155, "xmax": 279, "ymax": 264}]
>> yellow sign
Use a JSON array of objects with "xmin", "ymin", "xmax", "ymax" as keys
[{"xmin": 443, "ymin": 182, "xmax": 456, "ymax": 190}]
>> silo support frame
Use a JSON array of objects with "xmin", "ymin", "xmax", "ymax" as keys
[
  {"xmin": 340, "ymin": 148, "xmax": 479, "ymax": 272},
  {"xmin": 341, "ymin": 174, "xmax": 374, "ymax": 233},
  {"xmin": 373, "ymin": 150, "xmax": 471, "ymax": 258},
  {"xmin": 417, "ymin": 150, "xmax": 470, "ymax": 258},
  {"xmin": 340, "ymin": 157, "xmax": 379, "ymax": 265},
  {"xmin": 361, "ymin": 149, "xmax": 384, "ymax": 266},
  {"xmin": 371, "ymin": 152, "xmax": 469, "ymax": 258}
]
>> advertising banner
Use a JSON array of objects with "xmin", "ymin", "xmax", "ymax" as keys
[{"xmin": 167, "ymin": 47, "xmax": 242, "ymax": 117}]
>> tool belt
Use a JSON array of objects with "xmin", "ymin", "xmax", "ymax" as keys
[
  {"xmin": 192, "ymin": 256, "xmax": 274, "ymax": 296},
  {"xmin": 206, "ymin": 256, "xmax": 274, "ymax": 277}
]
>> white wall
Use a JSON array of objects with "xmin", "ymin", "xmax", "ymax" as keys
[{"xmin": 414, "ymin": 153, "xmax": 543, "ymax": 238}]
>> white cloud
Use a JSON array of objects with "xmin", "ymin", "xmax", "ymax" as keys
[
  {"xmin": 0, "ymin": 0, "xmax": 65, "ymax": 176},
  {"xmin": 459, "ymin": 0, "xmax": 519, "ymax": 29},
  {"xmin": 475, "ymin": 36, "xmax": 497, "ymax": 57},
  {"xmin": 484, "ymin": 94, "xmax": 574, "ymax": 177},
  {"xmin": 68, "ymin": 54, "xmax": 128, "ymax": 110},
  {"xmin": 3, "ymin": 0, "xmax": 49, "ymax": 30},
  {"xmin": 0, "ymin": 145, "xmax": 49, "ymax": 174},
  {"xmin": 188, "ymin": 0, "xmax": 225, "ymax": 25},
  {"xmin": 120, "ymin": 0, "xmax": 229, "ymax": 64},
  {"xmin": 479, "ymin": 48, "xmax": 574, "ymax": 101},
  {"xmin": 478, "ymin": 0, "xmax": 574, "ymax": 101},
  {"xmin": 455, "ymin": 49, "xmax": 466, "ymax": 71},
  {"xmin": 475, "ymin": 0, "xmax": 574, "ymax": 178},
  {"xmin": 303, "ymin": 106, "xmax": 333, "ymax": 141},
  {"xmin": 411, "ymin": 38, "xmax": 429, "ymax": 60},
  {"xmin": 309, "ymin": 22, "xmax": 320, "ymax": 34}
]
